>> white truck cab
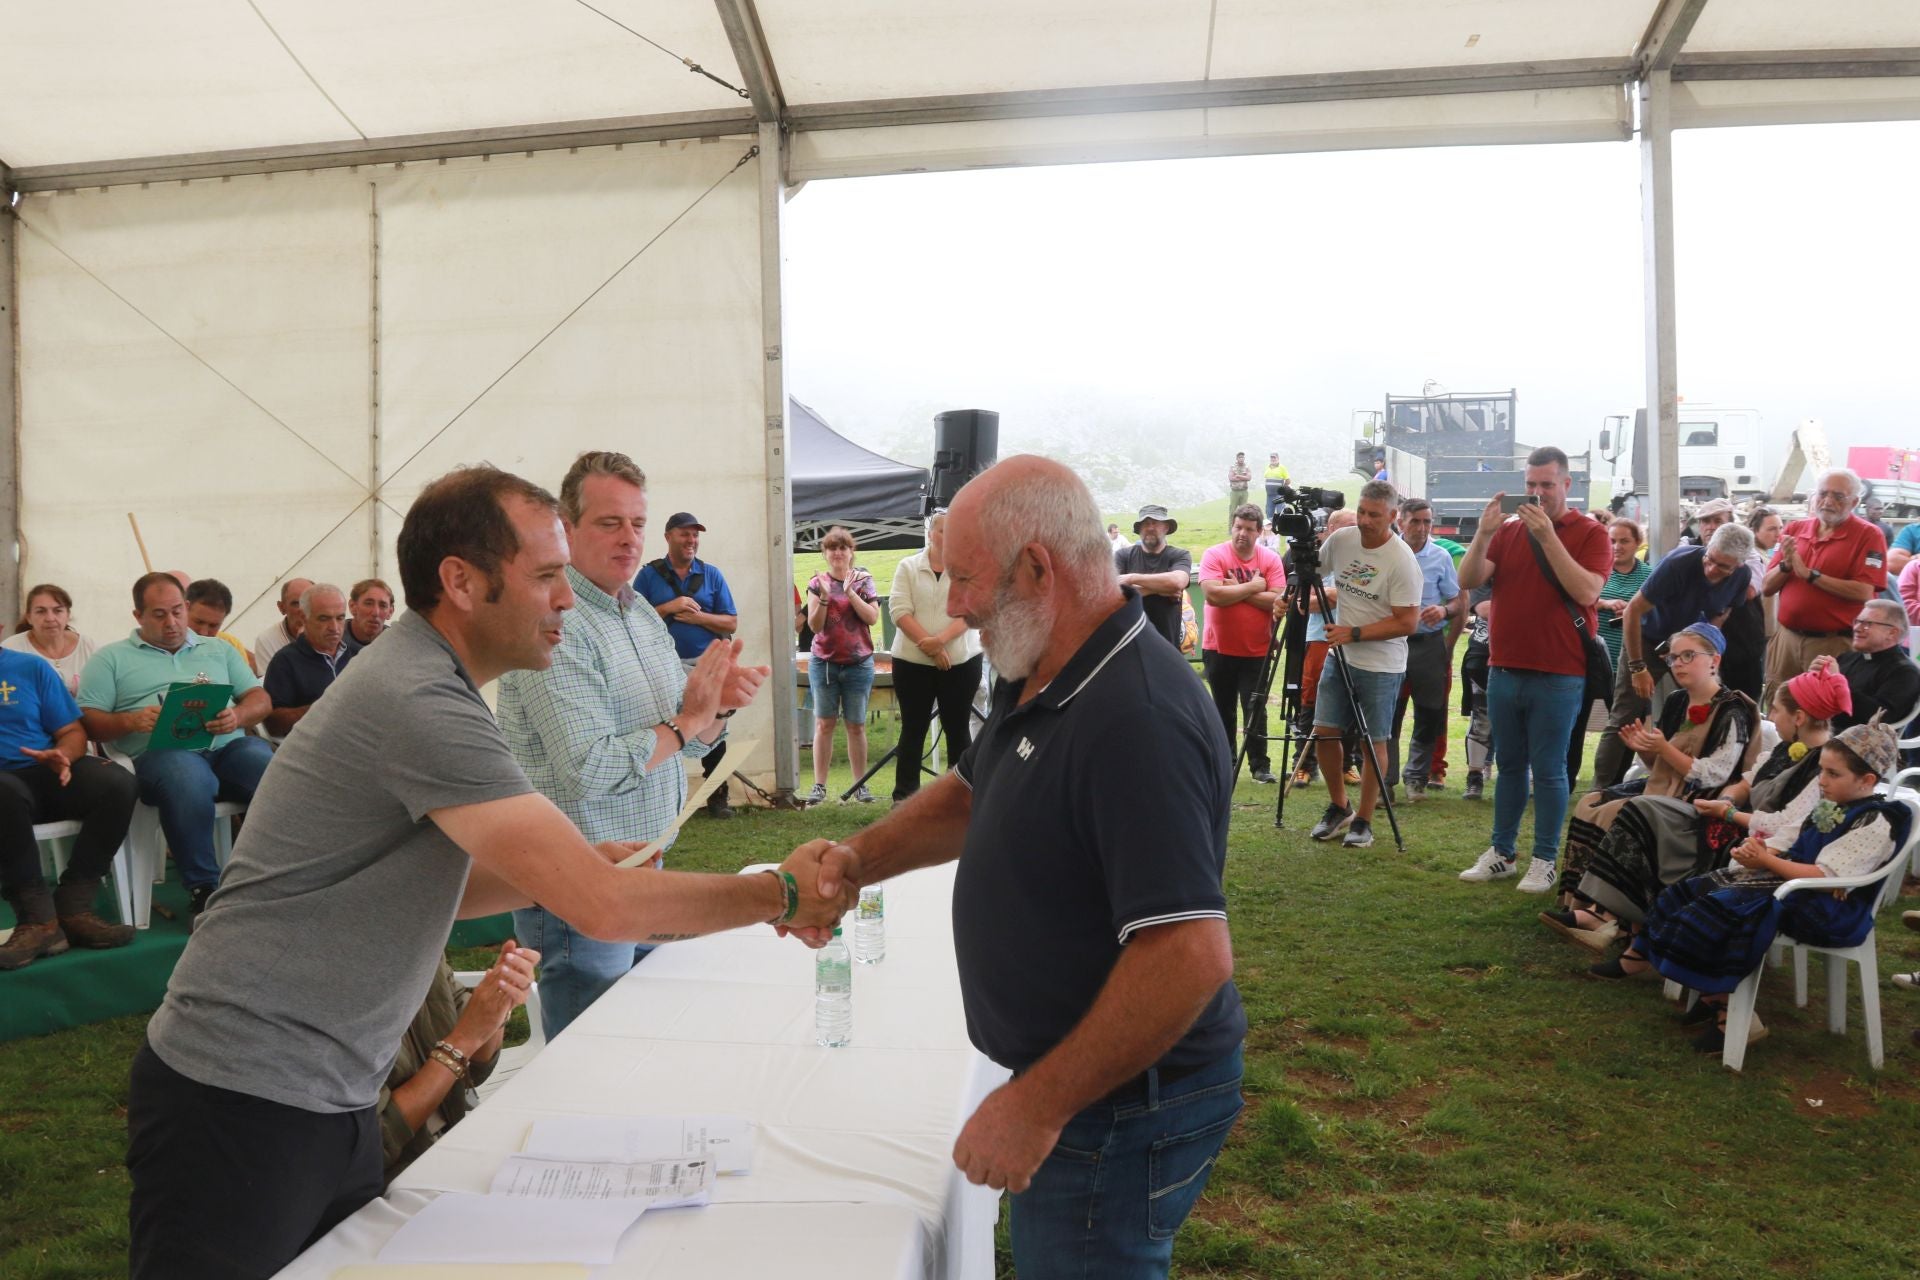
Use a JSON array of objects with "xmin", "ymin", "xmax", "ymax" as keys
[{"xmin": 1598, "ymin": 406, "xmax": 1767, "ymax": 525}]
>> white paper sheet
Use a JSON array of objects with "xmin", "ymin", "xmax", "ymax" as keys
[
  {"xmin": 616, "ymin": 738, "xmax": 759, "ymax": 868},
  {"xmin": 523, "ymin": 1114, "xmax": 754, "ymax": 1174},
  {"xmin": 374, "ymin": 1195, "xmax": 647, "ymax": 1266},
  {"xmin": 490, "ymin": 1155, "xmax": 713, "ymax": 1208}
]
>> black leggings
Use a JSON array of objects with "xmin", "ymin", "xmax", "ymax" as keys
[
  {"xmin": 892, "ymin": 655, "xmax": 983, "ymax": 800},
  {"xmin": 0, "ymin": 757, "xmax": 138, "ymax": 892}
]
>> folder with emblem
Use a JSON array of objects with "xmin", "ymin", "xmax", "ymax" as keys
[{"xmin": 145, "ymin": 681, "xmax": 234, "ymax": 752}]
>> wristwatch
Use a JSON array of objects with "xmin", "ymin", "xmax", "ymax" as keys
[
  {"xmin": 1807, "ymin": 568, "xmax": 1823, "ymax": 584},
  {"xmin": 1627, "ymin": 659, "xmax": 1647, "ymax": 673}
]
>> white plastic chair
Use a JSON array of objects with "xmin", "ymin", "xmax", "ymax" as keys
[
  {"xmin": 452, "ymin": 970, "xmax": 546, "ymax": 1101},
  {"xmin": 1719, "ymin": 796, "xmax": 1920, "ymax": 1072},
  {"xmin": 33, "ymin": 819, "xmax": 137, "ymax": 926},
  {"xmin": 120, "ymin": 800, "xmax": 247, "ymax": 928}
]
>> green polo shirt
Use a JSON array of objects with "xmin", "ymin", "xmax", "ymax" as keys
[{"xmin": 77, "ymin": 628, "xmax": 261, "ymax": 756}]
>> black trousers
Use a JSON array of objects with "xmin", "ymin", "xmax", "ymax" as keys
[
  {"xmin": 128, "ymin": 1041, "xmax": 382, "ymax": 1280},
  {"xmin": 1203, "ymin": 650, "xmax": 1270, "ymax": 773},
  {"xmin": 0, "ymin": 756, "xmax": 138, "ymax": 892},
  {"xmin": 1386, "ymin": 631, "xmax": 1450, "ymax": 788},
  {"xmin": 892, "ymin": 654, "xmax": 983, "ymax": 800}
]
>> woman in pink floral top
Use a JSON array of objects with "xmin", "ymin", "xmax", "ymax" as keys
[{"xmin": 804, "ymin": 527, "xmax": 881, "ymax": 803}]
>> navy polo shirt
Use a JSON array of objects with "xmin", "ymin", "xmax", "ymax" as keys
[
  {"xmin": 1639, "ymin": 546, "xmax": 1750, "ymax": 652},
  {"xmin": 950, "ymin": 590, "xmax": 1246, "ymax": 1074},
  {"xmin": 263, "ymin": 635, "xmax": 358, "ymax": 710},
  {"xmin": 635, "ymin": 557, "xmax": 739, "ymax": 661}
]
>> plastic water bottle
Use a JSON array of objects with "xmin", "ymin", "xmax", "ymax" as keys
[
  {"xmin": 814, "ymin": 928, "xmax": 852, "ymax": 1047},
  {"xmin": 854, "ymin": 885, "xmax": 886, "ymax": 964}
]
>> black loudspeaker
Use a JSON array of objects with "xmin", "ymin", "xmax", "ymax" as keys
[{"xmin": 930, "ymin": 409, "xmax": 1000, "ymax": 509}]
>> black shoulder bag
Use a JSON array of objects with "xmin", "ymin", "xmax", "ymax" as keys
[{"xmin": 1524, "ymin": 533, "xmax": 1615, "ymax": 707}]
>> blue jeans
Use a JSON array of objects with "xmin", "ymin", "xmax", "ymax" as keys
[
  {"xmin": 512, "ymin": 905, "xmax": 655, "ymax": 1041},
  {"xmin": 132, "ymin": 737, "xmax": 275, "ymax": 892},
  {"xmin": 1487, "ymin": 668, "xmax": 1586, "ymax": 863},
  {"xmin": 1009, "ymin": 1047, "xmax": 1243, "ymax": 1280},
  {"xmin": 808, "ymin": 654, "xmax": 875, "ymax": 721}
]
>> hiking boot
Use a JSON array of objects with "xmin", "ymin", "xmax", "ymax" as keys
[
  {"xmin": 1463, "ymin": 771, "xmax": 1485, "ymax": 801},
  {"xmin": 1309, "ymin": 803, "xmax": 1354, "ymax": 841},
  {"xmin": 53, "ymin": 879, "xmax": 133, "ymax": 950},
  {"xmin": 805, "ymin": 782, "xmax": 828, "ymax": 805},
  {"xmin": 0, "ymin": 883, "xmax": 69, "ymax": 971},
  {"xmin": 1343, "ymin": 766, "xmax": 1362, "ymax": 786},
  {"xmin": 1290, "ymin": 766, "xmax": 1314, "ymax": 788},
  {"xmin": 1341, "ymin": 819, "xmax": 1375, "ymax": 849},
  {"xmin": 705, "ymin": 784, "xmax": 734, "ymax": 820},
  {"xmin": 1516, "ymin": 857, "xmax": 1557, "ymax": 894},
  {"xmin": 1458, "ymin": 848, "xmax": 1515, "ymax": 882},
  {"xmin": 1403, "ymin": 781, "xmax": 1428, "ymax": 803}
]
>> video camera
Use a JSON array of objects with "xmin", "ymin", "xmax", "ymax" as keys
[{"xmin": 1266, "ymin": 482, "xmax": 1346, "ymax": 540}]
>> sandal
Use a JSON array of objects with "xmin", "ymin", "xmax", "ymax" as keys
[{"xmin": 1892, "ymin": 972, "xmax": 1920, "ymax": 991}]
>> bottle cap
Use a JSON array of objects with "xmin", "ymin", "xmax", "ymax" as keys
[{"xmin": 832, "ymin": 926, "xmax": 843, "ymax": 937}]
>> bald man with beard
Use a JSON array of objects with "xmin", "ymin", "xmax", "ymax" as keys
[{"xmin": 790, "ymin": 456, "xmax": 1246, "ymax": 1279}]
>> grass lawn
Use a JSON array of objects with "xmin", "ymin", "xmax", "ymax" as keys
[{"xmin": 9, "ymin": 533, "xmax": 1920, "ymax": 1276}]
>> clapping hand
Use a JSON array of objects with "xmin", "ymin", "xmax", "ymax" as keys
[
  {"xmin": 1730, "ymin": 837, "xmax": 1775, "ymax": 870},
  {"xmin": 773, "ymin": 839, "xmax": 862, "ymax": 946},
  {"xmin": 1692, "ymin": 797, "xmax": 1735, "ymax": 821},
  {"xmin": 449, "ymin": 939, "xmax": 542, "ymax": 1063}
]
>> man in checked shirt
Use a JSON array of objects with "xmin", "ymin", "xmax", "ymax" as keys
[{"xmin": 497, "ymin": 450, "xmax": 753, "ymax": 1039}]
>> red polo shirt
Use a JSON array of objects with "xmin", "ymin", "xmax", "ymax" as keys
[
  {"xmin": 1767, "ymin": 514, "xmax": 1889, "ymax": 635},
  {"xmin": 1485, "ymin": 510, "xmax": 1612, "ymax": 677}
]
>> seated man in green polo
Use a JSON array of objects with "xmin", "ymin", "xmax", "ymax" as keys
[{"xmin": 78, "ymin": 573, "xmax": 274, "ymax": 922}]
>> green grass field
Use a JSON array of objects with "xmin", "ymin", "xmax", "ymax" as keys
[{"xmin": 8, "ymin": 482, "xmax": 1918, "ymax": 1279}]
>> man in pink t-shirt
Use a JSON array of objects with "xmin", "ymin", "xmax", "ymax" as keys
[{"xmin": 1200, "ymin": 504, "xmax": 1288, "ymax": 782}]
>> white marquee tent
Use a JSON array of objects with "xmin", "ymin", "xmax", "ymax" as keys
[{"xmin": 3, "ymin": 1, "xmax": 1917, "ymax": 794}]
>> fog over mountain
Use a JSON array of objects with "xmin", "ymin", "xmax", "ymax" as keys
[{"xmin": 783, "ymin": 122, "xmax": 1920, "ymax": 511}]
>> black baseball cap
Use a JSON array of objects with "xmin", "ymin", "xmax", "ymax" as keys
[{"xmin": 664, "ymin": 512, "xmax": 706, "ymax": 532}]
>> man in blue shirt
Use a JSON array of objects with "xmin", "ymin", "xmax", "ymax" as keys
[
  {"xmin": 1387, "ymin": 499, "xmax": 1462, "ymax": 800},
  {"xmin": 1591, "ymin": 522, "xmax": 1755, "ymax": 788},
  {"xmin": 0, "ymin": 647, "xmax": 140, "ymax": 969},
  {"xmin": 263, "ymin": 584, "xmax": 358, "ymax": 738},
  {"xmin": 635, "ymin": 511, "xmax": 740, "ymax": 818}
]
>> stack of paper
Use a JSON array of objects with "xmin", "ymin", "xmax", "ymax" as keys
[{"xmin": 522, "ymin": 1114, "xmax": 754, "ymax": 1174}]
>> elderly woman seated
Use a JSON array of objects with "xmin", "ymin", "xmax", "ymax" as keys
[
  {"xmin": 1541, "ymin": 666, "xmax": 1847, "ymax": 952},
  {"xmin": 1551, "ymin": 622, "xmax": 1759, "ymax": 913},
  {"xmin": 1590, "ymin": 717, "xmax": 1909, "ymax": 1054}
]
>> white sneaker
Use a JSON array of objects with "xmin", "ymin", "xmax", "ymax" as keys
[
  {"xmin": 1516, "ymin": 857, "xmax": 1557, "ymax": 894},
  {"xmin": 1458, "ymin": 848, "xmax": 1515, "ymax": 882}
]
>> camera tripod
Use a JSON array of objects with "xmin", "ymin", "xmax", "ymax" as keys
[{"xmin": 1234, "ymin": 540, "xmax": 1404, "ymax": 850}]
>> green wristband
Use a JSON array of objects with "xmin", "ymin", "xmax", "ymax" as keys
[{"xmin": 765, "ymin": 869, "xmax": 800, "ymax": 924}]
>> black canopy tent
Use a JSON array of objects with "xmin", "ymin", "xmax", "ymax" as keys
[{"xmin": 790, "ymin": 398, "xmax": 930, "ymax": 551}]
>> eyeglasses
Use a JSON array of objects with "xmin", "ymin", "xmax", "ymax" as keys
[
  {"xmin": 1668, "ymin": 649, "xmax": 1713, "ymax": 667},
  {"xmin": 1853, "ymin": 618, "xmax": 1898, "ymax": 631}
]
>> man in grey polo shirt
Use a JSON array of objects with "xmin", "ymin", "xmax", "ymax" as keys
[{"xmin": 126, "ymin": 466, "xmax": 852, "ymax": 1280}]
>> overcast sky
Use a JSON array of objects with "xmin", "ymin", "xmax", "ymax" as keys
[{"xmin": 781, "ymin": 119, "xmax": 1920, "ymax": 502}]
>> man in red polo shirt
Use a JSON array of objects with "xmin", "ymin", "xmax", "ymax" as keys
[
  {"xmin": 1762, "ymin": 466, "xmax": 1888, "ymax": 694},
  {"xmin": 1200, "ymin": 504, "xmax": 1288, "ymax": 782},
  {"xmin": 1454, "ymin": 447, "xmax": 1612, "ymax": 894}
]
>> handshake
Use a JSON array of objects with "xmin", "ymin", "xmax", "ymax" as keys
[{"xmin": 769, "ymin": 839, "xmax": 865, "ymax": 946}]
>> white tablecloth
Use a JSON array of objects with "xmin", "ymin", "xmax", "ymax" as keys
[{"xmin": 275, "ymin": 862, "xmax": 1008, "ymax": 1280}]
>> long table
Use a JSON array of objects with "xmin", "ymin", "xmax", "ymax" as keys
[{"xmin": 275, "ymin": 862, "xmax": 1007, "ymax": 1279}]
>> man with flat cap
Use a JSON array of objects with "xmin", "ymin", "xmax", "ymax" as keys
[
  {"xmin": 637, "ymin": 511, "xmax": 741, "ymax": 819},
  {"xmin": 1115, "ymin": 503, "xmax": 1192, "ymax": 650}
]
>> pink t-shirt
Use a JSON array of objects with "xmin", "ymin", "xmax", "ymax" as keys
[{"xmin": 1200, "ymin": 542, "xmax": 1287, "ymax": 658}]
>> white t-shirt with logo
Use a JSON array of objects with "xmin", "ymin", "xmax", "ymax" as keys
[{"xmin": 1317, "ymin": 526, "xmax": 1422, "ymax": 674}]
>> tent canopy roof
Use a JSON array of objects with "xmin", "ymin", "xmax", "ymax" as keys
[
  {"xmin": 5, "ymin": 2, "xmax": 1919, "ymax": 184},
  {"xmin": 790, "ymin": 398, "xmax": 928, "ymax": 551}
]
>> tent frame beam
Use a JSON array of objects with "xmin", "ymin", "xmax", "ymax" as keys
[
  {"xmin": 1637, "ymin": 0, "xmax": 1710, "ymax": 76},
  {"xmin": 713, "ymin": 0, "xmax": 785, "ymax": 125},
  {"xmin": 0, "ymin": 168, "xmax": 18, "ymax": 625},
  {"xmin": 8, "ymin": 48, "xmax": 1920, "ymax": 193},
  {"xmin": 1640, "ymin": 70, "xmax": 1682, "ymax": 558},
  {"xmin": 755, "ymin": 122, "xmax": 799, "ymax": 800}
]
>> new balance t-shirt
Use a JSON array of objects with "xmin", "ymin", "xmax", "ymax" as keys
[
  {"xmin": 1199, "ymin": 541, "xmax": 1287, "ymax": 658},
  {"xmin": 1317, "ymin": 526, "xmax": 1422, "ymax": 674}
]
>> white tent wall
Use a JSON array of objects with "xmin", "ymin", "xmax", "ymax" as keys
[{"xmin": 14, "ymin": 135, "xmax": 792, "ymax": 792}]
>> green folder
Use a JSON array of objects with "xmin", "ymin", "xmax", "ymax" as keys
[{"xmin": 146, "ymin": 682, "xmax": 234, "ymax": 752}]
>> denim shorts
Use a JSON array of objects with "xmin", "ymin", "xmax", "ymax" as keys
[
  {"xmin": 809, "ymin": 654, "xmax": 875, "ymax": 721},
  {"xmin": 1312, "ymin": 658, "xmax": 1401, "ymax": 741}
]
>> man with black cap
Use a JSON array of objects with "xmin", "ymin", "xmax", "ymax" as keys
[
  {"xmin": 636, "ymin": 511, "xmax": 740, "ymax": 818},
  {"xmin": 1115, "ymin": 504, "xmax": 1192, "ymax": 650}
]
